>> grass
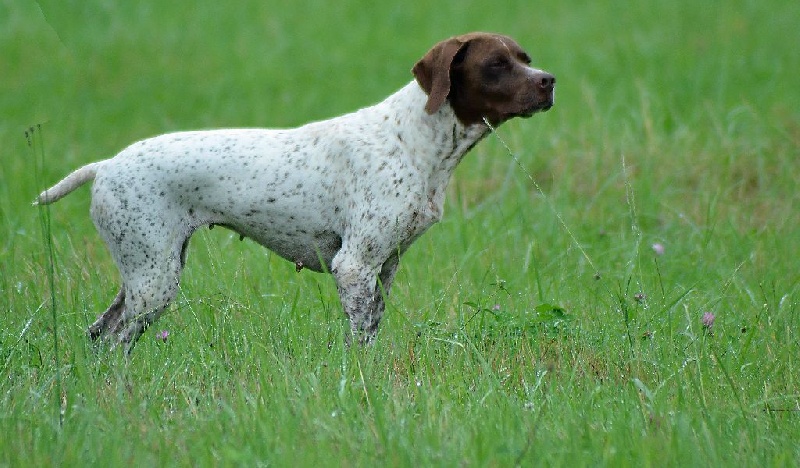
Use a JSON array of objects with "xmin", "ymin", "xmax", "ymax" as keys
[{"xmin": 2, "ymin": 0, "xmax": 799, "ymax": 465}]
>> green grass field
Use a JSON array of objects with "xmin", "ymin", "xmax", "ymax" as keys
[{"xmin": 2, "ymin": 0, "xmax": 799, "ymax": 465}]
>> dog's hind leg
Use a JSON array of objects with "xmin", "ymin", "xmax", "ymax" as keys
[
  {"xmin": 108, "ymin": 235, "xmax": 189, "ymax": 353},
  {"xmin": 91, "ymin": 208, "xmax": 191, "ymax": 352},
  {"xmin": 88, "ymin": 172, "xmax": 198, "ymax": 352},
  {"xmin": 88, "ymin": 287, "xmax": 126, "ymax": 340}
]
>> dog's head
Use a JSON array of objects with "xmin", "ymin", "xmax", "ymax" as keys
[{"xmin": 412, "ymin": 32, "xmax": 555, "ymax": 126}]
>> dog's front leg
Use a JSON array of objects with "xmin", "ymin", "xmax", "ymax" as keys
[
  {"xmin": 373, "ymin": 253, "xmax": 399, "ymax": 323},
  {"xmin": 331, "ymin": 252, "xmax": 384, "ymax": 345}
]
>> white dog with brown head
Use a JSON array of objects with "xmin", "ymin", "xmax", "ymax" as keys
[{"xmin": 36, "ymin": 32, "xmax": 555, "ymax": 352}]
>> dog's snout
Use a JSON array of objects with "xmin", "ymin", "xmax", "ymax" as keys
[{"xmin": 535, "ymin": 73, "xmax": 555, "ymax": 90}]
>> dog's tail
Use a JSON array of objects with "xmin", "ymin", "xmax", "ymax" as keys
[{"xmin": 33, "ymin": 161, "xmax": 105, "ymax": 205}]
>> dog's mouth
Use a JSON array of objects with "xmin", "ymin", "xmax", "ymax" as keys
[
  {"xmin": 483, "ymin": 92, "xmax": 555, "ymax": 125},
  {"xmin": 520, "ymin": 94, "xmax": 555, "ymax": 117},
  {"xmin": 517, "ymin": 101, "xmax": 553, "ymax": 119},
  {"xmin": 520, "ymin": 102, "xmax": 553, "ymax": 118}
]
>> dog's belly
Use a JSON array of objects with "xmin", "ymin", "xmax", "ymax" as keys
[
  {"xmin": 227, "ymin": 221, "xmax": 342, "ymax": 273},
  {"xmin": 189, "ymin": 185, "xmax": 345, "ymax": 273}
]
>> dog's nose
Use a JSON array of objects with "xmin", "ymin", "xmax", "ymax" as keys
[{"xmin": 535, "ymin": 73, "xmax": 555, "ymax": 90}]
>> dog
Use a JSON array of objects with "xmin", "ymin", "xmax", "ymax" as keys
[{"xmin": 35, "ymin": 32, "xmax": 555, "ymax": 352}]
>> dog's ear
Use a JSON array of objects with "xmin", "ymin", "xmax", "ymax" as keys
[{"xmin": 412, "ymin": 37, "xmax": 468, "ymax": 115}]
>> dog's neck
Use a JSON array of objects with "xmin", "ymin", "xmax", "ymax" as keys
[
  {"xmin": 375, "ymin": 81, "xmax": 490, "ymax": 176},
  {"xmin": 360, "ymin": 80, "xmax": 492, "ymax": 223}
]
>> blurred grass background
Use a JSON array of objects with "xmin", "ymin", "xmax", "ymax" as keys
[{"xmin": 1, "ymin": 0, "xmax": 799, "ymax": 466}]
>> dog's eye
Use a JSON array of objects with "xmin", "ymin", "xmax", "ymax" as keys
[
  {"xmin": 519, "ymin": 53, "xmax": 532, "ymax": 65},
  {"xmin": 487, "ymin": 57, "xmax": 510, "ymax": 69}
]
